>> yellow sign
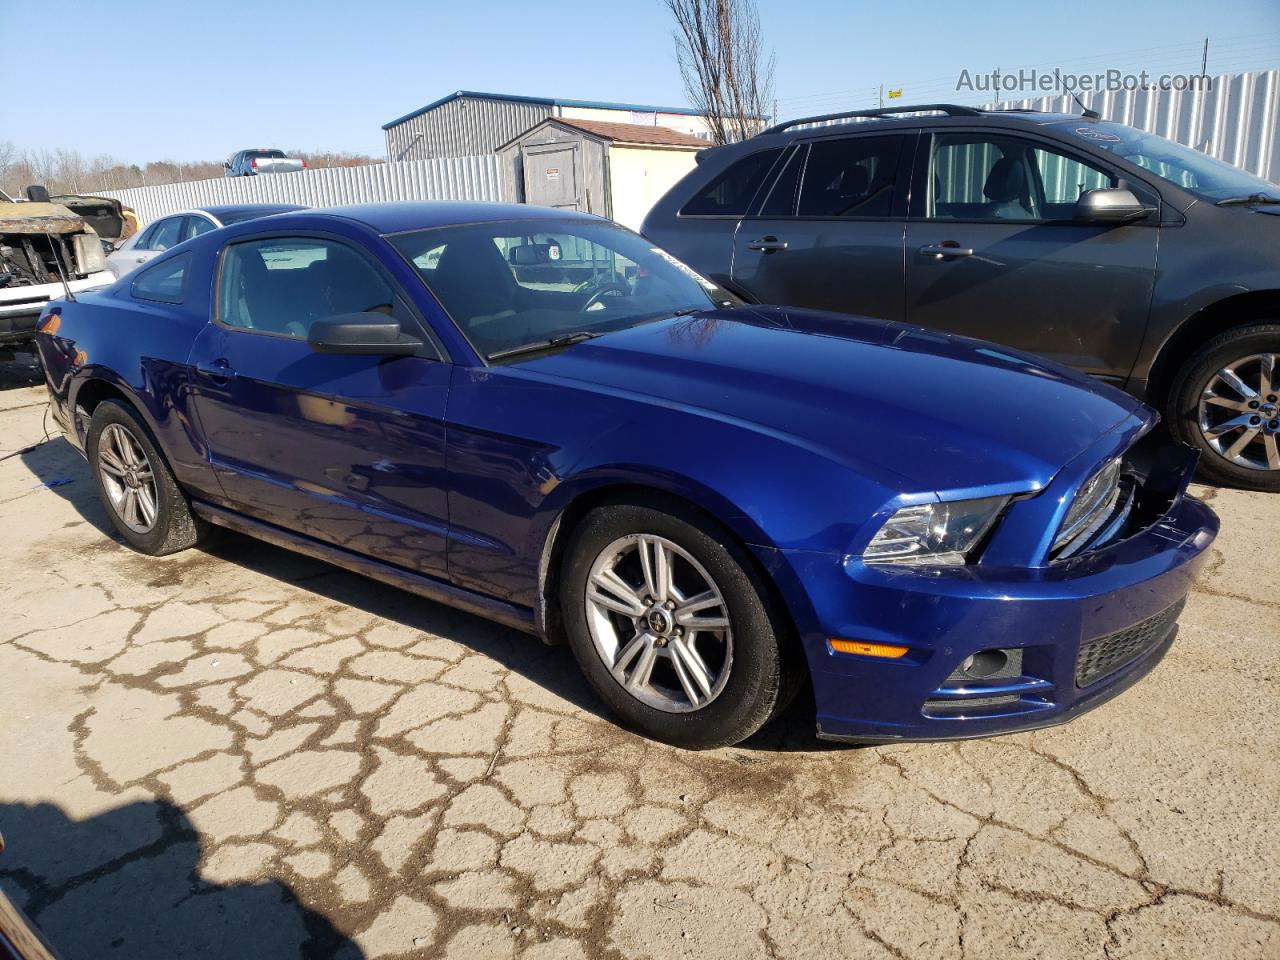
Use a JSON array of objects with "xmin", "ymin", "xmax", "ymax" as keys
[{"xmin": 887, "ymin": 88, "xmax": 903, "ymax": 99}]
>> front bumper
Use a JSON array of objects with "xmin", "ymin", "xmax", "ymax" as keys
[
  {"xmin": 764, "ymin": 468, "xmax": 1218, "ymax": 744},
  {"xmin": 0, "ymin": 273, "xmax": 112, "ymax": 342}
]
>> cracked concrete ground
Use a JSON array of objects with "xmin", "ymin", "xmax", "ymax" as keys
[{"xmin": 1, "ymin": 378, "xmax": 1277, "ymax": 960}]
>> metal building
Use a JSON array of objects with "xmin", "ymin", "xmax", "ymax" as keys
[
  {"xmin": 496, "ymin": 118, "xmax": 707, "ymax": 230},
  {"xmin": 382, "ymin": 90, "xmax": 712, "ymax": 162}
]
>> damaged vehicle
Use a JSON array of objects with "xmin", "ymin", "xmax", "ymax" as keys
[{"xmin": 0, "ymin": 187, "xmax": 126, "ymax": 347}]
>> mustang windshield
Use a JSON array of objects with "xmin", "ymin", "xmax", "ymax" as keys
[
  {"xmin": 1069, "ymin": 121, "xmax": 1278, "ymax": 202},
  {"xmin": 390, "ymin": 220, "xmax": 735, "ymax": 360}
]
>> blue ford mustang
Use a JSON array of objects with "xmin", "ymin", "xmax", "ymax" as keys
[{"xmin": 35, "ymin": 202, "xmax": 1218, "ymax": 748}]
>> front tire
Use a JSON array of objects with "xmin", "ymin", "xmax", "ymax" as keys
[
  {"xmin": 86, "ymin": 400, "xmax": 207, "ymax": 555},
  {"xmin": 560, "ymin": 498, "xmax": 794, "ymax": 748}
]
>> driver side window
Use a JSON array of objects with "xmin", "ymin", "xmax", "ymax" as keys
[{"xmin": 217, "ymin": 237, "xmax": 399, "ymax": 339}]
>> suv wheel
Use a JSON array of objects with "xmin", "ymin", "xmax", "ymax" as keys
[
  {"xmin": 1168, "ymin": 322, "xmax": 1280, "ymax": 490},
  {"xmin": 559, "ymin": 498, "xmax": 796, "ymax": 748}
]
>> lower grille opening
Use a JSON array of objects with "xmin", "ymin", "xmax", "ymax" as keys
[
  {"xmin": 923, "ymin": 694, "xmax": 1021, "ymax": 717},
  {"xmin": 1076, "ymin": 599, "xmax": 1184, "ymax": 688}
]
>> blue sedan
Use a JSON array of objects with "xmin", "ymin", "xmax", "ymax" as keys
[{"xmin": 35, "ymin": 202, "xmax": 1218, "ymax": 747}]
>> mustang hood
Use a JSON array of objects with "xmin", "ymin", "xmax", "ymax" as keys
[{"xmin": 524, "ymin": 306, "xmax": 1147, "ymax": 495}]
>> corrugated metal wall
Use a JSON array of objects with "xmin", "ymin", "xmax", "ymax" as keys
[
  {"xmin": 995, "ymin": 68, "xmax": 1279, "ymax": 183},
  {"xmin": 384, "ymin": 97, "xmax": 552, "ymax": 161},
  {"xmin": 90, "ymin": 155, "xmax": 502, "ymax": 225}
]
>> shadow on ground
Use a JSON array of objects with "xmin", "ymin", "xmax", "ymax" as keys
[
  {"xmin": 0, "ymin": 800, "xmax": 362, "ymax": 960},
  {"xmin": 19, "ymin": 432, "xmax": 845, "ymax": 754}
]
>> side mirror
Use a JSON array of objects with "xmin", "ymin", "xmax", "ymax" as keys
[
  {"xmin": 223, "ymin": 161, "xmax": 231, "ymax": 170},
  {"xmin": 308, "ymin": 312, "xmax": 423, "ymax": 356},
  {"xmin": 1073, "ymin": 184, "xmax": 1151, "ymax": 224}
]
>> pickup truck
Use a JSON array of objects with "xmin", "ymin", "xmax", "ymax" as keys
[{"xmin": 223, "ymin": 149, "xmax": 306, "ymax": 177}]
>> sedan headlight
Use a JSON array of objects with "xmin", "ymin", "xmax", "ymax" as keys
[
  {"xmin": 1051, "ymin": 458, "xmax": 1123, "ymax": 557},
  {"xmin": 863, "ymin": 496, "xmax": 1009, "ymax": 566}
]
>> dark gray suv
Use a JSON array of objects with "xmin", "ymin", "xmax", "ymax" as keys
[{"xmin": 642, "ymin": 104, "xmax": 1280, "ymax": 490}]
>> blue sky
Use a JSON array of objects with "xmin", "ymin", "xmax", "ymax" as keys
[{"xmin": 3, "ymin": 0, "xmax": 1277, "ymax": 164}]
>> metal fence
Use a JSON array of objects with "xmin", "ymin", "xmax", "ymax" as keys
[
  {"xmin": 780, "ymin": 69, "xmax": 1279, "ymax": 185},
  {"xmin": 91, "ymin": 154, "xmax": 503, "ymax": 225},
  {"xmin": 994, "ymin": 68, "xmax": 1279, "ymax": 184}
]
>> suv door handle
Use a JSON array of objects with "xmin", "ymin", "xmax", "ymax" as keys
[
  {"xmin": 747, "ymin": 236, "xmax": 788, "ymax": 253},
  {"xmin": 195, "ymin": 359, "xmax": 236, "ymax": 383},
  {"xmin": 919, "ymin": 242, "xmax": 974, "ymax": 259}
]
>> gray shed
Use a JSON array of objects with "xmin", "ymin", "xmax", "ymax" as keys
[
  {"xmin": 382, "ymin": 90, "xmax": 711, "ymax": 162},
  {"xmin": 497, "ymin": 118, "xmax": 708, "ymax": 230}
]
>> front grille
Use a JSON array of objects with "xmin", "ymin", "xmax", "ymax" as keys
[{"xmin": 1075, "ymin": 599, "xmax": 1184, "ymax": 688}]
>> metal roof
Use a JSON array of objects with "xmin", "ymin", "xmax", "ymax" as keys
[
  {"xmin": 382, "ymin": 90, "xmax": 702, "ymax": 130},
  {"xmin": 497, "ymin": 117, "xmax": 709, "ymax": 151}
]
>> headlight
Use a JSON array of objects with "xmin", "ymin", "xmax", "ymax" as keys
[
  {"xmin": 863, "ymin": 496, "xmax": 1009, "ymax": 566},
  {"xmin": 1052, "ymin": 458, "xmax": 1122, "ymax": 557}
]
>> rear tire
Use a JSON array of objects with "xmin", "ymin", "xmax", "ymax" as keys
[
  {"xmin": 560, "ymin": 497, "xmax": 796, "ymax": 748},
  {"xmin": 86, "ymin": 400, "xmax": 207, "ymax": 555},
  {"xmin": 1167, "ymin": 323, "xmax": 1280, "ymax": 491}
]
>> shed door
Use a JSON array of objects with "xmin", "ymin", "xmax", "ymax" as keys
[{"xmin": 523, "ymin": 143, "xmax": 581, "ymax": 210}]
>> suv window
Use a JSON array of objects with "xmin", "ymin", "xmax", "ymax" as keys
[
  {"xmin": 680, "ymin": 148, "xmax": 783, "ymax": 217},
  {"xmin": 132, "ymin": 254, "xmax": 190, "ymax": 304},
  {"xmin": 217, "ymin": 237, "xmax": 400, "ymax": 339},
  {"xmin": 797, "ymin": 136, "xmax": 904, "ymax": 218},
  {"xmin": 928, "ymin": 134, "xmax": 1118, "ymax": 221}
]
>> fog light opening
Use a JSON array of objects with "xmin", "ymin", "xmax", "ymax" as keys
[{"xmin": 960, "ymin": 649, "xmax": 1008, "ymax": 679}]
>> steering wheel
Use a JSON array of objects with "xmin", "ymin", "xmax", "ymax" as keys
[{"xmin": 580, "ymin": 282, "xmax": 631, "ymax": 312}]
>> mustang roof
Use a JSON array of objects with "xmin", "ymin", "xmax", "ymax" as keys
[{"xmin": 307, "ymin": 201, "xmax": 597, "ymax": 233}]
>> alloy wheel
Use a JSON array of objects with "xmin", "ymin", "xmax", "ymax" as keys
[
  {"xmin": 584, "ymin": 533, "xmax": 733, "ymax": 713},
  {"xmin": 98, "ymin": 422, "xmax": 159, "ymax": 533},
  {"xmin": 1198, "ymin": 353, "xmax": 1280, "ymax": 471}
]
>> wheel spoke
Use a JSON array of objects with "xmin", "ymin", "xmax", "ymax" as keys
[
  {"xmin": 99, "ymin": 448, "xmax": 128, "ymax": 477},
  {"xmin": 1260, "ymin": 354, "xmax": 1276, "ymax": 395},
  {"xmin": 589, "ymin": 569, "xmax": 646, "ymax": 618},
  {"xmin": 674, "ymin": 590, "xmax": 728, "ymax": 631},
  {"xmin": 638, "ymin": 536, "xmax": 672, "ymax": 603},
  {"xmin": 122, "ymin": 488, "xmax": 139, "ymax": 526},
  {"xmin": 1205, "ymin": 414, "xmax": 1252, "ymax": 439},
  {"xmin": 624, "ymin": 635, "xmax": 659, "ymax": 692},
  {"xmin": 136, "ymin": 485, "xmax": 158, "ymax": 526},
  {"xmin": 1201, "ymin": 392, "xmax": 1249, "ymax": 412},
  {"xmin": 1265, "ymin": 433, "xmax": 1280, "ymax": 470},
  {"xmin": 1224, "ymin": 427, "xmax": 1260, "ymax": 460},
  {"xmin": 613, "ymin": 631, "xmax": 652, "ymax": 675},
  {"xmin": 1215, "ymin": 366, "xmax": 1257, "ymax": 400},
  {"xmin": 670, "ymin": 637, "xmax": 714, "ymax": 704}
]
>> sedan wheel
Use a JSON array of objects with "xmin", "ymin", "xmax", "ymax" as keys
[
  {"xmin": 86, "ymin": 400, "xmax": 207, "ymax": 555},
  {"xmin": 561, "ymin": 499, "xmax": 795, "ymax": 748},
  {"xmin": 97, "ymin": 422, "xmax": 160, "ymax": 533},
  {"xmin": 585, "ymin": 534, "xmax": 733, "ymax": 713}
]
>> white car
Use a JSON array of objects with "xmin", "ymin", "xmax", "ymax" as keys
[{"xmin": 106, "ymin": 204, "xmax": 306, "ymax": 279}]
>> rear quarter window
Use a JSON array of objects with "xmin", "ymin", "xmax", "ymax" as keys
[
  {"xmin": 680, "ymin": 148, "xmax": 784, "ymax": 217},
  {"xmin": 131, "ymin": 254, "xmax": 190, "ymax": 305}
]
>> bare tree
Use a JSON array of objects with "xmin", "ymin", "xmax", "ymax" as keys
[{"xmin": 666, "ymin": 0, "xmax": 774, "ymax": 145}]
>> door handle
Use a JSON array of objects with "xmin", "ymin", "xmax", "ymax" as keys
[
  {"xmin": 135, "ymin": 256, "xmax": 146, "ymax": 263},
  {"xmin": 195, "ymin": 359, "xmax": 236, "ymax": 383},
  {"xmin": 919, "ymin": 242, "xmax": 974, "ymax": 259},
  {"xmin": 747, "ymin": 236, "xmax": 788, "ymax": 253}
]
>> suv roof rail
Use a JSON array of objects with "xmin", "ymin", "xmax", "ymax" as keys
[{"xmin": 761, "ymin": 103, "xmax": 984, "ymax": 135}]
